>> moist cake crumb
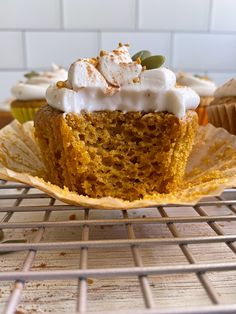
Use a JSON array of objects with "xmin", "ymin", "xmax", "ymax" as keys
[{"xmin": 35, "ymin": 105, "xmax": 198, "ymax": 201}]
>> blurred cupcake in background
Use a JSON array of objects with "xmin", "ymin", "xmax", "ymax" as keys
[
  {"xmin": 177, "ymin": 73, "xmax": 216, "ymax": 125},
  {"xmin": 0, "ymin": 99, "xmax": 13, "ymax": 128},
  {"xmin": 207, "ymin": 78, "xmax": 236, "ymax": 135},
  {"xmin": 11, "ymin": 64, "xmax": 67, "ymax": 123}
]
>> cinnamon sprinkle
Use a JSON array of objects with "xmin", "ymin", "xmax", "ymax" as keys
[
  {"xmin": 88, "ymin": 58, "xmax": 98, "ymax": 67},
  {"xmin": 100, "ymin": 50, "xmax": 107, "ymax": 57},
  {"xmin": 86, "ymin": 64, "xmax": 93, "ymax": 77},
  {"xmin": 133, "ymin": 77, "xmax": 140, "ymax": 83},
  {"xmin": 56, "ymin": 81, "xmax": 66, "ymax": 88}
]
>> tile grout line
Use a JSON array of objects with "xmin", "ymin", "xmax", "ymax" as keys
[
  {"xmin": 208, "ymin": 0, "xmax": 214, "ymax": 32},
  {"xmin": 97, "ymin": 31, "xmax": 102, "ymax": 51},
  {"xmin": 135, "ymin": 0, "xmax": 140, "ymax": 30},
  {"xmin": 21, "ymin": 31, "xmax": 28, "ymax": 70},
  {"xmin": 59, "ymin": 0, "xmax": 64, "ymax": 30},
  {"xmin": 169, "ymin": 32, "xmax": 174, "ymax": 69},
  {"xmin": 1, "ymin": 29, "xmax": 236, "ymax": 35},
  {"xmin": 1, "ymin": 67, "xmax": 236, "ymax": 73}
]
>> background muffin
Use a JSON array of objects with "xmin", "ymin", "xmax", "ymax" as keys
[
  {"xmin": 0, "ymin": 100, "xmax": 13, "ymax": 128},
  {"xmin": 208, "ymin": 78, "xmax": 236, "ymax": 135},
  {"xmin": 11, "ymin": 65, "xmax": 67, "ymax": 123},
  {"xmin": 177, "ymin": 73, "xmax": 216, "ymax": 125}
]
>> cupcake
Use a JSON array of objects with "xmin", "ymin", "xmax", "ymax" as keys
[
  {"xmin": 207, "ymin": 78, "xmax": 236, "ymax": 135},
  {"xmin": 177, "ymin": 73, "xmax": 216, "ymax": 125},
  {"xmin": 0, "ymin": 99, "xmax": 13, "ymax": 128},
  {"xmin": 11, "ymin": 65, "xmax": 67, "ymax": 123},
  {"xmin": 34, "ymin": 44, "xmax": 199, "ymax": 201}
]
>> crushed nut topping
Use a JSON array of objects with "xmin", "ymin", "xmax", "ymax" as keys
[
  {"xmin": 89, "ymin": 58, "xmax": 99, "ymax": 67},
  {"xmin": 118, "ymin": 42, "xmax": 130, "ymax": 47},
  {"xmin": 100, "ymin": 50, "xmax": 108, "ymax": 57},
  {"xmin": 175, "ymin": 83, "xmax": 182, "ymax": 88},
  {"xmin": 133, "ymin": 77, "xmax": 140, "ymax": 83},
  {"xmin": 56, "ymin": 81, "xmax": 67, "ymax": 88},
  {"xmin": 113, "ymin": 49, "xmax": 121, "ymax": 55}
]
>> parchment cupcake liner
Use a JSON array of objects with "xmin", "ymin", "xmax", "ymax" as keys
[
  {"xmin": 208, "ymin": 102, "xmax": 236, "ymax": 135},
  {"xmin": 0, "ymin": 120, "xmax": 236, "ymax": 210}
]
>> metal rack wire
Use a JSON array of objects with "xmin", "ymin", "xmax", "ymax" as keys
[{"xmin": 0, "ymin": 180, "xmax": 236, "ymax": 314}]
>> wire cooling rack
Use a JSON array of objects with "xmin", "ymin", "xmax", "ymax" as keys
[{"xmin": 0, "ymin": 180, "xmax": 236, "ymax": 314}]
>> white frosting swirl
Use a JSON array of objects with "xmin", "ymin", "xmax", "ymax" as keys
[
  {"xmin": 214, "ymin": 78, "xmax": 236, "ymax": 98},
  {"xmin": 46, "ymin": 46, "xmax": 200, "ymax": 118},
  {"xmin": 11, "ymin": 64, "xmax": 68, "ymax": 100},
  {"xmin": 177, "ymin": 73, "xmax": 216, "ymax": 97}
]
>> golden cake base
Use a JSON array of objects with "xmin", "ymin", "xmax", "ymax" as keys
[{"xmin": 34, "ymin": 106, "xmax": 198, "ymax": 201}]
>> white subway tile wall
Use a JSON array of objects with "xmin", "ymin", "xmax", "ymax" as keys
[
  {"xmin": 211, "ymin": 0, "xmax": 236, "ymax": 32},
  {"xmin": 0, "ymin": 0, "xmax": 61, "ymax": 30},
  {"xmin": 63, "ymin": 0, "xmax": 136, "ymax": 30},
  {"xmin": 0, "ymin": 71, "xmax": 26, "ymax": 101},
  {"xmin": 139, "ymin": 0, "xmax": 211, "ymax": 31},
  {"xmin": 26, "ymin": 32, "xmax": 98, "ymax": 68},
  {"xmin": 0, "ymin": 0, "xmax": 235, "ymax": 102},
  {"xmin": 0, "ymin": 32, "xmax": 24, "ymax": 69},
  {"xmin": 173, "ymin": 33, "xmax": 236, "ymax": 71}
]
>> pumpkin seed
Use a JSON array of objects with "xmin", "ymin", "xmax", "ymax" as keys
[
  {"xmin": 24, "ymin": 71, "xmax": 40, "ymax": 79},
  {"xmin": 132, "ymin": 50, "xmax": 151, "ymax": 62},
  {"xmin": 141, "ymin": 55, "xmax": 165, "ymax": 69}
]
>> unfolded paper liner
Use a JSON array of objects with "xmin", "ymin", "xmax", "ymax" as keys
[
  {"xmin": 207, "ymin": 102, "xmax": 236, "ymax": 135},
  {"xmin": 0, "ymin": 120, "xmax": 236, "ymax": 210}
]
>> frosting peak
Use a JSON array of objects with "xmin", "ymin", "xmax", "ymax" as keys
[
  {"xmin": 11, "ymin": 65, "xmax": 68, "ymax": 100},
  {"xmin": 98, "ymin": 46, "xmax": 142, "ymax": 87},
  {"xmin": 68, "ymin": 59, "xmax": 109, "ymax": 92},
  {"xmin": 177, "ymin": 73, "xmax": 216, "ymax": 97},
  {"xmin": 46, "ymin": 45, "xmax": 200, "ymax": 118},
  {"xmin": 137, "ymin": 67, "xmax": 176, "ymax": 91}
]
